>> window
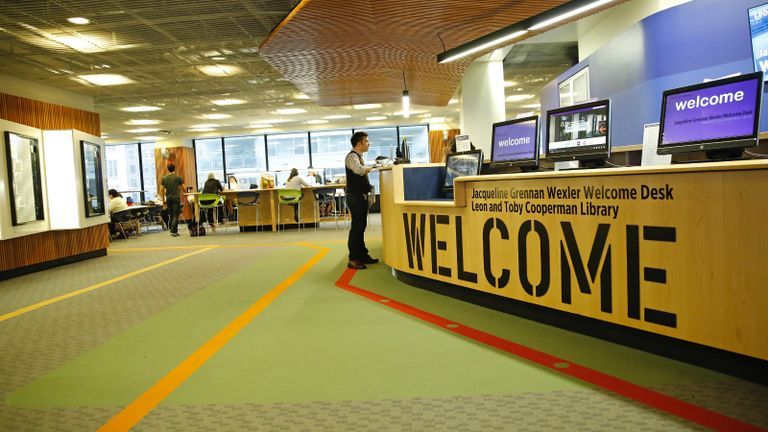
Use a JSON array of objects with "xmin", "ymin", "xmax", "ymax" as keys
[
  {"xmin": 310, "ymin": 129, "xmax": 352, "ymax": 171},
  {"xmin": 559, "ymin": 67, "xmax": 590, "ymax": 107},
  {"xmin": 267, "ymin": 133, "xmax": 309, "ymax": 172},
  {"xmin": 224, "ymin": 135, "xmax": 266, "ymax": 188},
  {"xmin": 398, "ymin": 125, "xmax": 429, "ymax": 163},
  {"xmin": 4, "ymin": 132, "xmax": 44, "ymax": 225},
  {"xmin": 105, "ymin": 142, "xmax": 155, "ymax": 204},
  {"xmin": 81, "ymin": 141, "xmax": 105, "ymax": 217},
  {"xmin": 194, "ymin": 138, "xmax": 224, "ymax": 189},
  {"xmin": 362, "ymin": 127, "xmax": 398, "ymax": 161},
  {"xmin": 140, "ymin": 143, "xmax": 157, "ymax": 201}
]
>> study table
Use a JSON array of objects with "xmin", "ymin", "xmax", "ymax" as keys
[
  {"xmin": 187, "ymin": 184, "xmax": 348, "ymax": 232},
  {"xmin": 378, "ymin": 161, "xmax": 768, "ymax": 382}
]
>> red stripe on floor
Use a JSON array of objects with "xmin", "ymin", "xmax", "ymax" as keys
[{"xmin": 335, "ymin": 267, "xmax": 766, "ymax": 432}]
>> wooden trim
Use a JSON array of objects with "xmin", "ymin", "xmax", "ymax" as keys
[
  {"xmin": 0, "ymin": 93, "xmax": 100, "ymax": 135},
  {"xmin": 0, "ymin": 225, "xmax": 109, "ymax": 273}
]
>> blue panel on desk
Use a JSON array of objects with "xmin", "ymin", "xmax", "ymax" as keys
[{"xmin": 403, "ymin": 166, "xmax": 445, "ymax": 201}]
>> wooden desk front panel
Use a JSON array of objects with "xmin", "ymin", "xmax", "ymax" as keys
[{"xmin": 380, "ymin": 163, "xmax": 768, "ymax": 360}]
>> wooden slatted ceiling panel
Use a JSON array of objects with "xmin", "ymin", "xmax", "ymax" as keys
[{"xmin": 260, "ymin": 0, "xmax": 603, "ymax": 107}]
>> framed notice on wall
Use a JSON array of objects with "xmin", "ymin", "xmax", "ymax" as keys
[{"xmin": 4, "ymin": 131, "xmax": 45, "ymax": 226}]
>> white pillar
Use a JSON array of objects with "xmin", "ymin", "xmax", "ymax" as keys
[{"xmin": 459, "ymin": 57, "xmax": 506, "ymax": 157}]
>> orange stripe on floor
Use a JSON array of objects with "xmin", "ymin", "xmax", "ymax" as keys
[
  {"xmin": 335, "ymin": 268, "xmax": 767, "ymax": 432},
  {"xmin": 98, "ymin": 243, "xmax": 330, "ymax": 432},
  {"xmin": 0, "ymin": 248, "xmax": 213, "ymax": 323}
]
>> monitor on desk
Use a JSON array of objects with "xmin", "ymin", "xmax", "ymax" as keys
[
  {"xmin": 443, "ymin": 150, "xmax": 483, "ymax": 196},
  {"xmin": 490, "ymin": 115, "xmax": 539, "ymax": 171},
  {"xmin": 657, "ymin": 72, "xmax": 763, "ymax": 160},
  {"xmin": 545, "ymin": 99, "xmax": 610, "ymax": 168}
]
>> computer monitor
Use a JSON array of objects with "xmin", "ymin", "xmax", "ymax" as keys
[
  {"xmin": 545, "ymin": 99, "xmax": 610, "ymax": 167},
  {"xmin": 490, "ymin": 116, "xmax": 539, "ymax": 170},
  {"xmin": 657, "ymin": 72, "xmax": 763, "ymax": 159},
  {"xmin": 443, "ymin": 150, "xmax": 483, "ymax": 195}
]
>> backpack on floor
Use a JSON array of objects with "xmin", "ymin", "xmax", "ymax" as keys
[{"xmin": 187, "ymin": 222, "xmax": 206, "ymax": 237}]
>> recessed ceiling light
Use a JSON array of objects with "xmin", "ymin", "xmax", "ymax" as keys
[
  {"xmin": 504, "ymin": 81, "xmax": 518, "ymax": 87},
  {"xmin": 211, "ymin": 98, "xmax": 245, "ymax": 106},
  {"xmin": 427, "ymin": 117, "xmax": 446, "ymax": 123},
  {"xmin": 249, "ymin": 124, "xmax": 274, "ymax": 129},
  {"xmin": 323, "ymin": 114, "xmax": 351, "ymax": 120},
  {"xmin": 306, "ymin": 119, "xmax": 329, "ymax": 125},
  {"xmin": 521, "ymin": 103, "xmax": 541, "ymax": 109},
  {"xmin": 67, "ymin": 17, "xmax": 90, "ymax": 25},
  {"xmin": 285, "ymin": 102, "xmax": 295, "ymax": 106},
  {"xmin": 136, "ymin": 136, "xmax": 160, "ymax": 141},
  {"xmin": 191, "ymin": 124, "xmax": 219, "ymax": 128},
  {"xmin": 294, "ymin": 93, "xmax": 311, "ymax": 100},
  {"xmin": 200, "ymin": 113, "xmax": 232, "ymax": 120},
  {"xmin": 211, "ymin": 56, "xmax": 226, "ymax": 61},
  {"xmin": 196, "ymin": 64, "xmax": 243, "ymax": 76},
  {"xmin": 276, "ymin": 108, "xmax": 307, "ymax": 115},
  {"xmin": 126, "ymin": 128, "xmax": 160, "ymax": 133},
  {"xmin": 76, "ymin": 73, "xmax": 134, "ymax": 86},
  {"xmin": 126, "ymin": 119, "xmax": 160, "ymax": 125},
  {"xmin": 121, "ymin": 106, "xmax": 162, "ymax": 112},
  {"xmin": 354, "ymin": 104, "xmax": 382, "ymax": 110},
  {"xmin": 366, "ymin": 116, "xmax": 387, "ymax": 121},
  {"xmin": 506, "ymin": 94, "xmax": 535, "ymax": 102}
]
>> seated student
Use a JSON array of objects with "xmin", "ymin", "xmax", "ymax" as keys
[
  {"xmin": 284, "ymin": 168, "xmax": 309, "ymax": 222},
  {"xmin": 202, "ymin": 173, "xmax": 224, "ymax": 226},
  {"xmin": 108, "ymin": 189, "xmax": 130, "ymax": 238}
]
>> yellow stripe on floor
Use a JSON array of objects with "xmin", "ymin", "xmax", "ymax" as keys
[
  {"xmin": 0, "ymin": 248, "xmax": 214, "ymax": 323},
  {"xmin": 98, "ymin": 243, "xmax": 330, "ymax": 432}
]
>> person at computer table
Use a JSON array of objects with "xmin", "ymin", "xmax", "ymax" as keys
[
  {"xmin": 203, "ymin": 172, "xmax": 224, "ymax": 227},
  {"xmin": 108, "ymin": 189, "xmax": 129, "ymax": 238},
  {"xmin": 285, "ymin": 168, "xmax": 309, "ymax": 222},
  {"xmin": 345, "ymin": 131, "xmax": 378, "ymax": 269}
]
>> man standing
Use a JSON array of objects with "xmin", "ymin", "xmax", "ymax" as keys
[
  {"xmin": 160, "ymin": 164, "xmax": 185, "ymax": 237},
  {"xmin": 345, "ymin": 131, "xmax": 378, "ymax": 269}
]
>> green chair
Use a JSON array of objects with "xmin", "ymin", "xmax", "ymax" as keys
[
  {"xmin": 277, "ymin": 188, "xmax": 303, "ymax": 231},
  {"xmin": 198, "ymin": 193, "xmax": 224, "ymax": 234}
]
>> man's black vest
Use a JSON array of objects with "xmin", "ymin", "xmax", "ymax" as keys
[{"xmin": 345, "ymin": 150, "xmax": 371, "ymax": 194}]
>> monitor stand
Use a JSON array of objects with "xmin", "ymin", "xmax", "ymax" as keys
[
  {"xmin": 556, "ymin": 159, "xmax": 607, "ymax": 171},
  {"xmin": 705, "ymin": 147, "xmax": 744, "ymax": 161}
]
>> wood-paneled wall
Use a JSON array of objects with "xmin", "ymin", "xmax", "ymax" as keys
[
  {"xmin": 0, "ymin": 91, "xmax": 105, "ymax": 276},
  {"xmin": 0, "ymin": 93, "xmax": 100, "ymax": 136},
  {"xmin": 154, "ymin": 146, "xmax": 197, "ymax": 220},
  {"xmin": 429, "ymin": 129, "xmax": 460, "ymax": 162},
  {"xmin": 0, "ymin": 225, "xmax": 108, "ymax": 272}
]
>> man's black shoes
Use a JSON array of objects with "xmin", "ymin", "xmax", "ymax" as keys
[
  {"xmin": 347, "ymin": 260, "xmax": 367, "ymax": 269},
  {"xmin": 362, "ymin": 256, "xmax": 379, "ymax": 264}
]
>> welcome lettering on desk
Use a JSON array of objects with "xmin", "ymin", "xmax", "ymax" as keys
[{"xmin": 400, "ymin": 181, "xmax": 679, "ymax": 329}]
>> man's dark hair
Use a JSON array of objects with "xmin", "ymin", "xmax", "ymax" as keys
[
  {"xmin": 167, "ymin": 164, "xmax": 176, "ymax": 172},
  {"xmin": 351, "ymin": 131, "xmax": 368, "ymax": 147}
]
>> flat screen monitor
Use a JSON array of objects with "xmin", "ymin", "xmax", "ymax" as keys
[
  {"xmin": 490, "ymin": 116, "xmax": 539, "ymax": 169},
  {"xmin": 657, "ymin": 72, "xmax": 763, "ymax": 158},
  {"xmin": 545, "ymin": 99, "xmax": 610, "ymax": 165},
  {"xmin": 749, "ymin": 3, "xmax": 768, "ymax": 80},
  {"xmin": 443, "ymin": 150, "xmax": 483, "ymax": 193}
]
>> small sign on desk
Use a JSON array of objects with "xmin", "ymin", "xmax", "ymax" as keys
[{"xmin": 455, "ymin": 134, "xmax": 471, "ymax": 152}]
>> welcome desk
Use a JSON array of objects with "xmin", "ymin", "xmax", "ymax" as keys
[{"xmin": 378, "ymin": 161, "xmax": 768, "ymax": 382}]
